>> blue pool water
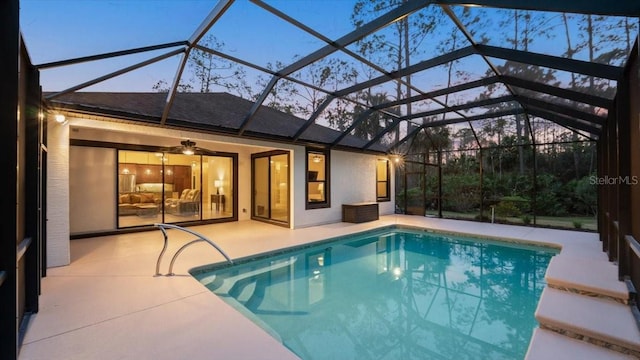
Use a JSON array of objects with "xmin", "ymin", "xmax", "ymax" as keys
[{"xmin": 192, "ymin": 226, "xmax": 557, "ymax": 360}]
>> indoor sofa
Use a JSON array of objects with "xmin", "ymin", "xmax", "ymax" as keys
[{"xmin": 118, "ymin": 192, "xmax": 161, "ymax": 216}]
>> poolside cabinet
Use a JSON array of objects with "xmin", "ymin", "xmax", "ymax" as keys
[{"xmin": 342, "ymin": 202, "xmax": 379, "ymax": 223}]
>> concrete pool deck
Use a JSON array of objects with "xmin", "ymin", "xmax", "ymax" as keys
[{"xmin": 18, "ymin": 215, "xmax": 638, "ymax": 359}]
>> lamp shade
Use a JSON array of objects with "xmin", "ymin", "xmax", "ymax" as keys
[{"xmin": 214, "ymin": 180, "xmax": 222, "ymax": 187}]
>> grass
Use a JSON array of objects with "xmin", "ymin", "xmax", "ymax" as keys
[
  {"xmin": 423, "ymin": 210, "xmax": 597, "ymax": 231},
  {"xmin": 534, "ymin": 215, "xmax": 596, "ymax": 231}
]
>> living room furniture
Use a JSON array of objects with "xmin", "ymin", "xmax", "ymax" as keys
[
  {"xmin": 342, "ymin": 202, "xmax": 379, "ymax": 223},
  {"xmin": 136, "ymin": 204, "xmax": 159, "ymax": 217},
  {"xmin": 210, "ymin": 194, "xmax": 225, "ymax": 212},
  {"xmin": 165, "ymin": 189, "xmax": 190, "ymax": 207},
  {"xmin": 118, "ymin": 192, "xmax": 161, "ymax": 216},
  {"xmin": 166, "ymin": 189, "xmax": 200, "ymax": 215}
]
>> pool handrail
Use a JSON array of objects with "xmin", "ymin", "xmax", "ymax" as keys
[{"xmin": 154, "ymin": 223, "xmax": 233, "ymax": 276}]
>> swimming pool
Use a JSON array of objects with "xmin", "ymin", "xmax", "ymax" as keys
[{"xmin": 191, "ymin": 226, "xmax": 557, "ymax": 360}]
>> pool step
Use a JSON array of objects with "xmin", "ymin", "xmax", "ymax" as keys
[
  {"xmin": 526, "ymin": 328, "xmax": 636, "ymax": 360},
  {"xmin": 544, "ymin": 255, "xmax": 629, "ymax": 304},
  {"xmin": 531, "ymin": 287, "xmax": 640, "ymax": 358}
]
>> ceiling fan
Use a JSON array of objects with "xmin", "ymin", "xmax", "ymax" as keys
[
  {"xmin": 160, "ymin": 139, "xmax": 212, "ymax": 155},
  {"xmin": 180, "ymin": 139, "xmax": 197, "ymax": 155}
]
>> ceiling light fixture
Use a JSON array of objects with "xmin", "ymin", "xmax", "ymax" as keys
[
  {"xmin": 312, "ymin": 155, "xmax": 322, "ymax": 163},
  {"xmin": 181, "ymin": 139, "xmax": 196, "ymax": 155},
  {"xmin": 54, "ymin": 114, "xmax": 66, "ymax": 124}
]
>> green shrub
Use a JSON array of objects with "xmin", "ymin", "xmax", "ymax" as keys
[
  {"xmin": 495, "ymin": 201, "xmax": 521, "ymax": 217},
  {"xmin": 395, "ymin": 187, "xmax": 422, "ymax": 208},
  {"xmin": 501, "ymin": 195, "xmax": 530, "ymax": 213},
  {"xmin": 495, "ymin": 196, "xmax": 530, "ymax": 217},
  {"xmin": 521, "ymin": 215, "xmax": 531, "ymax": 225},
  {"xmin": 573, "ymin": 175, "xmax": 597, "ymax": 216},
  {"xmin": 441, "ymin": 173, "xmax": 480, "ymax": 213},
  {"xmin": 534, "ymin": 174, "xmax": 566, "ymax": 216},
  {"xmin": 573, "ymin": 220, "xmax": 583, "ymax": 229}
]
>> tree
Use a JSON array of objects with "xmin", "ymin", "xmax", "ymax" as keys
[
  {"xmin": 351, "ymin": 91, "xmax": 397, "ymax": 140},
  {"xmin": 253, "ymin": 60, "xmax": 299, "ymax": 115},
  {"xmin": 503, "ymin": 10, "xmax": 555, "ymax": 174},
  {"xmin": 481, "ymin": 118, "xmax": 506, "ymax": 177},
  {"xmin": 351, "ymin": 0, "xmax": 439, "ymax": 141},
  {"xmin": 290, "ymin": 57, "xmax": 357, "ymax": 125},
  {"xmin": 455, "ymin": 128, "xmax": 476, "ymax": 151},
  {"xmin": 421, "ymin": 125, "xmax": 451, "ymax": 153},
  {"xmin": 153, "ymin": 35, "xmax": 254, "ymax": 98},
  {"xmin": 151, "ymin": 79, "xmax": 192, "ymax": 93}
]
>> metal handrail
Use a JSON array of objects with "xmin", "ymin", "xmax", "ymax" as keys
[{"xmin": 154, "ymin": 223, "xmax": 233, "ymax": 276}]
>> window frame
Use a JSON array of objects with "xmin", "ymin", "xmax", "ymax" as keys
[
  {"xmin": 305, "ymin": 147, "xmax": 330, "ymax": 210},
  {"xmin": 376, "ymin": 158, "xmax": 391, "ymax": 202}
]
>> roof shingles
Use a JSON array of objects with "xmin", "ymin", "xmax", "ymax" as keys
[{"xmin": 49, "ymin": 91, "xmax": 387, "ymax": 152}]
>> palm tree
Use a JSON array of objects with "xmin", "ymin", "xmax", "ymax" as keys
[{"xmin": 352, "ymin": 91, "xmax": 398, "ymax": 141}]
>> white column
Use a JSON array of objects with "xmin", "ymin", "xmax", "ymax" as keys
[{"xmin": 46, "ymin": 116, "xmax": 71, "ymax": 267}]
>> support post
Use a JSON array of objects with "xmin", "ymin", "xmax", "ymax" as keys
[
  {"xmin": 0, "ymin": 1, "xmax": 20, "ymax": 358},
  {"xmin": 437, "ymin": 150, "xmax": 443, "ymax": 219}
]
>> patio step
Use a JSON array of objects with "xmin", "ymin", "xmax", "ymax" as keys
[
  {"xmin": 533, "ymin": 287, "xmax": 640, "ymax": 358},
  {"xmin": 544, "ymin": 255, "xmax": 629, "ymax": 304}
]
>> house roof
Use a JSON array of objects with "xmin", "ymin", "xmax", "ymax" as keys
[{"xmin": 50, "ymin": 91, "xmax": 387, "ymax": 152}]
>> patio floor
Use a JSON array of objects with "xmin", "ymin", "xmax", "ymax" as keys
[{"xmin": 18, "ymin": 215, "xmax": 637, "ymax": 359}]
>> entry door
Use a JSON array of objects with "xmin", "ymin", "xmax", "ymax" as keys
[{"xmin": 252, "ymin": 151, "xmax": 289, "ymax": 225}]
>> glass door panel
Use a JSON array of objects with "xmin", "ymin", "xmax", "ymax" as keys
[
  {"xmin": 117, "ymin": 150, "xmax": 164, "ymax": 228},
  {"xmin": 117, "ymin": 149, "xmax": 237, "ymax": 228},
  {"xmin": 270, "ymin": 154, "xmax": 289, "ymax": 222},
  {"xmin": 252, "ymin": 151, "xmax": 289, "ymax": 225},
  {"xmin": 164, "ymin": 153, "xmax": 201, "ymax": 222},
  {"xmin": 204, "ymin": 155, "xmax": 234, "ymax": 220},
  {"xmin": 254, "ymin": 156, "xmax": 270, "ymax": 219}
]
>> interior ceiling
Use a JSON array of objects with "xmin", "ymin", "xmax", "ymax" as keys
[{"xmin": 27, "ymin": 0, "xmax": 640, "ymax": 154}]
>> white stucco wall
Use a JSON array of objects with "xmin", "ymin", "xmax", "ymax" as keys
[
  {"xmin": 47, "ymin": 117, "xmax": 71, "ymax": 267},
  {"xmin": 293, "ymin": 150, "xmax": 395, "ymax": 228}
]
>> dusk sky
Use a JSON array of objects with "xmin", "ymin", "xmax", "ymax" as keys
[{"xmin": 19, "ymin": 0, "xmax": 357, "ymax": 92}]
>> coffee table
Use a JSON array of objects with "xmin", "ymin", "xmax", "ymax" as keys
[{"xmin": 136, "ymin": 204, "xmax": 159, "ymax": 217}]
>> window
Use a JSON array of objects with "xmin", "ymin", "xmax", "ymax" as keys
[
  {"xmin": 376, "ymin": 159, "xmax": 390, "ymax": 202},
  {"xmin": 306, "ymin": 148, "xmax": 329, "ymax": 209}
]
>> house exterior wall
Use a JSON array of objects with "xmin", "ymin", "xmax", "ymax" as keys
[
  {"xmin": 47, "ymin": 113, "xmax": 394, "ymax": 266},
  {"xmin": 293, "ymin": 150, "xmax": 395, "ymax": 227},
  {"xmin": 66, "ymin": 118, "xmax": 280, "ymax": 222}
]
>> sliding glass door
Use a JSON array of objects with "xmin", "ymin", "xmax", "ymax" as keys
[
  {"xmin": 252, "ymin": 151, "xmax": 289, "ymax": 225},
  {"xmin": 117, "ymin": 150, "xmax": 236, "ymax": 228}
]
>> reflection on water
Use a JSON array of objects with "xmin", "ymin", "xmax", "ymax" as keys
[{"xmin": 194, "ymin": 228, "xmax": 556, "ymax": 360}]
